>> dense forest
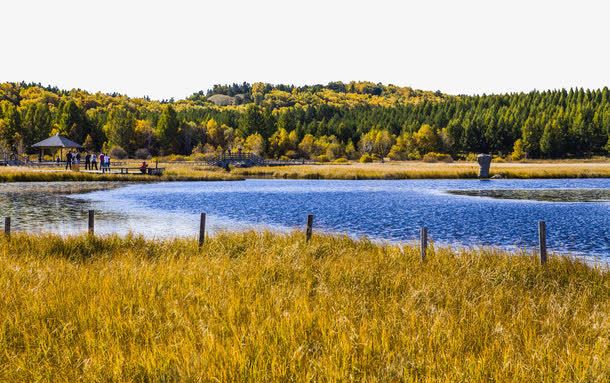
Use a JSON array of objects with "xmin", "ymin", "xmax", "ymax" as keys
[{"xmin": 0, "ymin": 81, "xmax": 609, "ymax": 161}]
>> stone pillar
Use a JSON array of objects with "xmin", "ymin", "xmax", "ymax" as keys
[{"xmin": 477, "ymin": 154, "xmax": 492, "ymax": 178}]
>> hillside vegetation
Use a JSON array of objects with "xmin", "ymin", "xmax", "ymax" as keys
[
  {"xmin": 1, "ymin": 82, "xmax": 609, "ymax": 164},
  {"xmin": 0, "ymin": 232, "xmax": 608, "ymax": 381}
]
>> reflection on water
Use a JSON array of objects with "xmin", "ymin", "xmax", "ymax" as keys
[
  {"xmin": 0, "ymin": 183, "xmax": 125, "ymax": 235},
  {"xmin": 1, "ymin": 179, "xmax": 609, "ymax": 258},
  {"xmin": 0, "ymin": 182, "xmax": 280, "ymax": 237},
  {"xmin": 447, "ymin": 189, "xmax": 610, "ymax": 202}
]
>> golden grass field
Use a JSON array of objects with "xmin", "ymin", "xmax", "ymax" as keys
[
  {"xmin": 1, "ymin": 159, "xmax": 608, "ymax": 182},
  {"xmin": 0, "ymin": 231, "xmax": 608, "ymax": 381},
  {"xmin": 0, "ymin": 164, "xmax": 241, "ymax": 182},
  {"xmin": 233, "ymin": 160, "xmax": 610, "ymax": 180}
]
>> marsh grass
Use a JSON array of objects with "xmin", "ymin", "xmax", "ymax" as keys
[
  {"xmin": 0, "ymin": 165, "xmax": 241, "ymax": 182},
  {"xmin": 232, "ymin": 161, "xmax": 610, "ymax": 179},
  {"xmin": 0, "ymin": 231, "xmax": 608, "ymax": 381},
  {"xmin": 2, "ymin": 160, "xmax": 607, "ymax": 182}
]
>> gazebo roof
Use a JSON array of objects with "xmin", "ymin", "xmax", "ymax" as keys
[{"xmin": 31, "ymin": 134, "xmax": 82, "ymax": 149}]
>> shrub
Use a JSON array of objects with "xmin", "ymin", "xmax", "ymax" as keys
[
  {"xmin": 511, "ymin": 139, "xmax": 525, "ymax": 161},
  {"xmin": 134, "ymin": 148, "xmax": 151, "ymax": 160},
  {"xmin": 422, "ymin": 152, "xmax": 453, "ymax": 163},
  {"xmin": 168, "ymin": 155, "xmax": 187, "ymax": 162},
  {"xmin": 285, "ymin": 150, "xmax": 299, "ymax": 159},
  {"xmin": 359, "ymin": 153, "xmax": 374, "ymax": 163},
  {"xmin": 190, "ymin": 153, "xmax": 207, "ymax": 161},
  {"xmin": 109, "ymin": 146, "xmax": 128, "ymax": 159},
  {"xmin": 332, "ymin": 157, "xmax": 349, "ymax": 164},
  {"xmin": 465, "ymin": 152, "xmax": 479, "ymax": 161},
  {"xmin": 388, "ymin": 146, "xmax": 406, "ymax": 161}
]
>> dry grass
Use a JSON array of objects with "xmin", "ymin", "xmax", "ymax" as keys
[
  {"xmin": 2, "ymin": 159, "xmax": 608, "ymax": 182},
  {"xmin": 0, "ymin": 164, "xmax": 241, "ymax": 182},
  {"xmin": 232, "ymin": 160, "xmax": 610, "ymax": 179},
  {"xmin": 0, "ymin": 231, "xmax": 608, "ymax": 381}
]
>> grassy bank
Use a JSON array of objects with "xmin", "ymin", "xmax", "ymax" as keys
[
  {"xmin": 2, "ymin": 160, "xmax": 608, "ymax": 182},
  {"xmin": 0, "ymin": 232, "xmax": 608, "ymax": 381},
  {"xmin": 0, "ymin": 165, "xmax": 242, "ymax": 182},
  {"xmin": 232, "ymin": 160, "xmax": 610, "ymax": 180}
]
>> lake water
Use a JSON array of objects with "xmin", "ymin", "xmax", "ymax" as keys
[{"xmin": 1, "ymin": 179, "xmax": 609, "ymax": 258}]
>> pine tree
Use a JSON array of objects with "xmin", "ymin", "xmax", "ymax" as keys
[
  {"xmin": 540, "ymin": 121, "xmax": 565, "ymax": 158},
  {"xmin": 521, "ymin": 117, "xmax": 541, "ymax": 158},
  {"xmin": 58, "ymin": 100, "xmax": 87, "ymax": 142}
]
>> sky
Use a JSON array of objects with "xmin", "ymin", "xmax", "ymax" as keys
[{"xmin": 2, "ymin": 0, "xmax": 609, "ymax": 100}]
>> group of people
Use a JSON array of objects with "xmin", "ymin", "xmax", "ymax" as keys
[
  {"xmin": 64, "ymin": 151, "xmax": 80, "ymax": 169},
  {"xmin": 64, "ymin": 151, "xmax": 111, "ymax": 172}
]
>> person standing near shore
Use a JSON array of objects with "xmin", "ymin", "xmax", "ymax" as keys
[
  {"xmin": 100, "ymin": 153, "xmax": 105, "ymax": 173},
  {"xmin": 84, "ymin": 153, "xmax": 91, "ymax": 170},
  {"xmin": 91, "ymin": 153, "xmax": 98, "ymax": 170},
  {"xmin": 105, "ymin": 154, "xmax": 111, "ymax": 171},
  {"xmin": 65, "ymin": 152, "xmax": 72, "ymax": 170}
]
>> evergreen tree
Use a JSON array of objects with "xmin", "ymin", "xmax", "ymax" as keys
[
  {"xmin": 57, "ymin": 100, "xmax": 87, "ymax": 143},
  {"xmin": 521, "ymin": 117, "xmax": 541, "ymax": 158},
  {"xmin": 540, "ymin": 121, "xmax": 565, "ymax": 158}
]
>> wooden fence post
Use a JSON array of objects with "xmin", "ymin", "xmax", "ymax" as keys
[
  {"xmin": 4, "ymin": 217, "xmax": 10, "ymax": 237},
  {"xmin": 538, "ymin": 221, "xmax": 547, "ymax": 265},
  {"xmin": 88, "ymin": 210, "xmax": 95, "ymax": 236},
  {"xmin": 306, "ymin": 214, "xmax": 314, "ymax": 242},
  {"xmin": 420, "ymin": 227, "xmax": 428, "ymax": 261},
  {"xmin": 199, "ymin": 213, "xmax": 206, "ymax": 247}
]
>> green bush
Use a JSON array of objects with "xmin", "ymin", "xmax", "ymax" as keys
[
  {"xmin": 109, "ymin": 146, "xmax": 128, "ymax": 160},
  {"xmin": 134, "ymin": 148, "xmax": 151, "ymax": 160}
]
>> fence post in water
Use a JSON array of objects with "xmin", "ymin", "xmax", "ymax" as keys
[
  {"xmin": 538, "ymin": 221, "xmax": 547, "ymax": 265},
  {"xmin": 199, "ymin": 213, "xmax": 206, "ymax": 247},
  {"xmin": 420, "ymin": 227, "xmax": 428, "ymax": 261},
  {"xmin": 88, "ymin": 210, "xmax": 95, "ymax": 236},
  {"xmin": 4, "ymin": 217, "xmax": 10, "ymax": 237},
  {"xmin": 306, "ymin": 214, "xmax": 314, "ymax": 242}
]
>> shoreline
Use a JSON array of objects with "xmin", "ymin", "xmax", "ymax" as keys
[{"xmin": 1, "ymin": 160, "xmax": 609, "ymax": 182}]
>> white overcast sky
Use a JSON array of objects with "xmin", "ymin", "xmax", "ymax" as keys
[{"xmin": 1, "ymin": 0, "xmax": 608, "ymax": 100}]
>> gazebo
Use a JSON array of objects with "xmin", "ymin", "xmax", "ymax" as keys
[{"xmin": 31, "ymin": 133, "xmax": 83, "ymax": 162}]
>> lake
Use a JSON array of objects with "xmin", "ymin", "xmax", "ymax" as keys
[{"xmin": 1, "ymin": 179, "xmax": 609, "ymax": 258}]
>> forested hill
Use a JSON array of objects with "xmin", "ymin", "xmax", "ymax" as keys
[{"xmin": 0, "ymin": 81, "xmax": 608, "ymax": 161}]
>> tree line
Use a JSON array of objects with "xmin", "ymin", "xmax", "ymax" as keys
[{"xmin": 0, "ymin": 81, "xmax": 608, "ymax": 160}]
